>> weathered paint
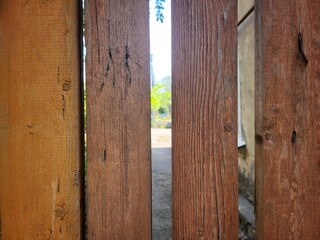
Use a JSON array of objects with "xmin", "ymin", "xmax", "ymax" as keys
[{"xmin": 238, "ymin": 11, "xmax": 255, "ymax": 202}]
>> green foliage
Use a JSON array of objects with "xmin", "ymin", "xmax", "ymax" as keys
[
  {"xmin": 155, "ymin": 0, "xmax": 166, "ymax": 23},
  {"xmin": 151, "ymin": 80, "xmax": 171, "ymax": 128},
  {"xmin": 151, "ymin": 82, "xmax": 171, "ymax": 114},
  {"xmin": 158, "ymin": 106, "xmax": 167, "ymax": 114}
]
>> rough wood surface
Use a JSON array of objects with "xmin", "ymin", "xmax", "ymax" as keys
[
  {"xmin": 255, "ymin": 0, "xmax": 320, "ymax": 239},
  {"xmin": 0, "ymin": 1, "xmax": 82, "ymax": 239},
  {"xmin": 85, "ymin": 0, "xmax": 151, "ymax": 239},
  {"xmin": 172, "ymin": 1, "xmax": 238, "ymax": 239}
]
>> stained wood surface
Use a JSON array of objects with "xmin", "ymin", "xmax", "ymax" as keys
[
  {"xmin": 85, "ymin": 0, "xmax": 151, "ymax": 239},
  {"xmin": 172, "ymin": 1, "xmax": 238, "ymax": 239},
  {"xmin": 255, "ymin": 0, "xmax": 320, "ymax": 239},
  {"xmin": 0, "ymin": 1, "xmax": 82, "ymax": 239}
]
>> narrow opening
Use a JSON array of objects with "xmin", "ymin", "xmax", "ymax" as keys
[
  {"xmin": 81, "ymin": 1, "xmax": 256, "ymax": 239},
  {"xmin": 80, "ymin": 0, "xmax": 88, "ymax": 238},
  {"xmin": 237, "ymin": 3, "xmax": 255, "ymax": 240},
  {"xmin": 149, "ymin": 1, "xmax": 173, "ymax": 239}
]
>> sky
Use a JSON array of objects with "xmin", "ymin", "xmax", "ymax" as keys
[{"xmin": 149, "ymin": 0, "xmax": 172, "ymax": 83}]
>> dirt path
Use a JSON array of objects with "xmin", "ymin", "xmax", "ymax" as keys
[
  {"xmin": 152, "ymin": 128, "xmax": 172, "ymax": 240},
  {"xmin": 151, "ymin": 128, "xmax": 251, "ymax": 240}
]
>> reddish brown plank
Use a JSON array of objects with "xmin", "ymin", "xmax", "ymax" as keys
[
  {"xmin": 0, "ymin": 1, "xmax": 82, "ymax": 239},
  {"xmin": 255, "ymin": 0, "xmax": 320, "ymax": 239},
  {"xmin": 85, "ymin": 0, "xmax": 151, "ymax": 239},
  {"xmin": 172, "ymin": 1, "xmax": 238, "ymax": 239}
]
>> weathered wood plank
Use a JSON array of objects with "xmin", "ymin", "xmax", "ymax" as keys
[
  {"xmin": 0, "ymin": 1, "xmax": 82, "ymax": 239},
  {"xmin": 255, "ymin": 0, "xmax": 320, "ymax": 239},
  {"xmin": 172, "ymin": 1, "xmax": 238, "ymax": 239},
  {"xmin": 85, "ymin": 0, "xmax": 151, "ymax": 239}
]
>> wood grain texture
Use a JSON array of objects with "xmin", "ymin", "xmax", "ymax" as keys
[
  {"xmin": 255, "ymin": 0, "xmax": 320, "ymax": 239},
  {"xmin": 0, "ymin": 1, "xmax": 82, "ymax": 239},
  {"xmin": 85, "ymin": 0, "xmax": 151, "ymax": 239},
  {"xmin": 172, "ymin": 1, "xmax": 238, "ymax": 239}
]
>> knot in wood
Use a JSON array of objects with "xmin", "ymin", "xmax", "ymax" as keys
[
  {"xmin": 264, "ymin": 132, "xmax": 272, "ymax": 141},
  {"xmin": 224, "ymin": 123, "xmax": 233, "ymax": 132},
  {"xmin": 54, "ymin": 204, "xmax": 67, "ymax": 220},
  {"xmin": 62, "ymin": 80, "xmax": 71, "ymax": 91},
  {"xmin": 197, "ymin": 229, "xmax": 204, "ymax": 237}
]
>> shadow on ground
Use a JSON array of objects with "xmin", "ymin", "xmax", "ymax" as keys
[{"xmin": 152, "ymin": 147, "xmax": 172, "ymax": 240}]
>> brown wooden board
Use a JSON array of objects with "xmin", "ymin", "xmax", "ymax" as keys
[
  {"xmin": 0, "ymin": 1, "xmax": 82, "ymax": 239},
  {"xmin": 85, "ymin": 0, "xmax": 151, "ymax": 239},
  {"xmin": 255, "ymin": 0, "xmax": 320, "ymax": 239},
  {"xmin": 172, "ymin": 1, "xmax": 238, "ymax": 239}
]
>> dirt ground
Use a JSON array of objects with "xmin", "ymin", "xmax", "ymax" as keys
[
  {"xmin": 151, "ymin": 128, "xmax": 249, "ymax": 240},
  {"xmin": 152, "ymin": 128, "xmax": 172, "ymax": 240}
]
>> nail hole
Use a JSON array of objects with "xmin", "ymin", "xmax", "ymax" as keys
[{"xmin": 292, "ymin": 130, "xmax": 297, "ymax": 143}]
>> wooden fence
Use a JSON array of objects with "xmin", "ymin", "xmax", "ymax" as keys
[{"xmin": 0, "ymin": 0, "xmax": 319, "ymax": 239}]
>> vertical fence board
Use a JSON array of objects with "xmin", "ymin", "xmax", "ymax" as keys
[
  {"xmin": 255, "ymin": 0, "xmax": 320, "ymax": 239},
  {"xmin": 85, "ymin": 0, "xmax": 151, "ymax": 239},
  {"xmin": 0, "ymin": 1, "xmax": 82, "ymax": 239},
  {"xmin": 172, "ymin": 1, "xmax": 238, "ymax": 239},
  {"xmin": 0, "ymin": 6, "xmax": 9, "ymax": 239}
]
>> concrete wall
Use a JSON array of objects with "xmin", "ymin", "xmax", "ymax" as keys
[{"xmin": 238, "ymin": 1, "xmax": 255, "ymax": 203}]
